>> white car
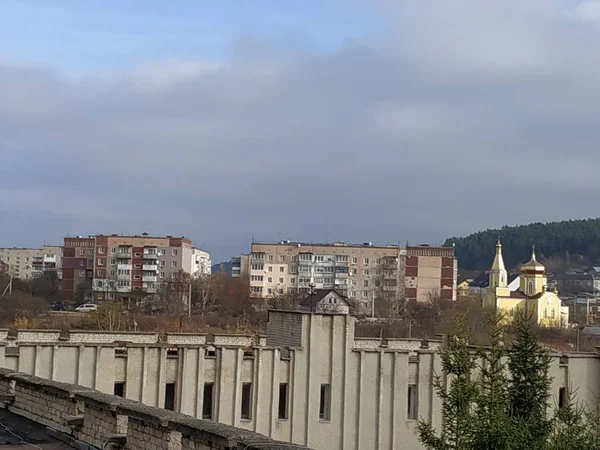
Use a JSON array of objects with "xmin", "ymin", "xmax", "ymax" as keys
[{"xmin": 75, "ymin": 303, "xmax": 98, "ymax": 313}]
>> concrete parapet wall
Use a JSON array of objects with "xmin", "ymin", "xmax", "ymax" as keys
[{"xmin": 0, "ymin": 368, "xmax": 310, "ymax": 450}]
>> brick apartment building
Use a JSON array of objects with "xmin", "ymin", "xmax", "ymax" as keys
[
  {"xmin": 240, "ymin": 241, "xmax": 457, "ymax": 312},
  {"xmin": 62, "ymin": 234, "xmax": 209, "ymax": 302}
]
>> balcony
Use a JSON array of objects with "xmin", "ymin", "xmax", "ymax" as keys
[
  {"xmin": 116, "ymin": 286, "xmax": 131, "ymax": 293},
  {"xmin": 142, "ymin": 264, "xmax": 158, "ymax": 272},
  {"xmin": 117, "ymin": 274, "xmax": 130, "ymax": 281},
  {"xmin": 117, "ymin": 264, "xmax": 132, "ymax": 271},
  {"xmin": 142, "ymin": 275, "xmax": 157, "ymax": 282},
  {"xmin": 143, "ymin": 253, "xmax": 158, "ymax": 259}
]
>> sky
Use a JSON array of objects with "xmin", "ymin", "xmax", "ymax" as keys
[{"xmin": 2, "ymin": 0, "xmax": 600, "ymax": 262}]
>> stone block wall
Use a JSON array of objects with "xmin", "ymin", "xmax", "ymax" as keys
[{"xmin": 0, "ymin": 369, "xmax": 312, "ymax": 450}]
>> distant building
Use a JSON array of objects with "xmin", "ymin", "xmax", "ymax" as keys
[
  {"xmin": 239, "ymin": 240, "xmax": 457, "ymax": 313},
  {"xmin": 468, "ymin": 272, "xmax": 520, "ymax": 295},
  {"xmin": 230, "ymin": 254, "xmax": 249, "ymax": 278},
  {"xmin": 190, "ymin": 248, "xmax": 211, "ymax": 277},
  {"xmin": 555, "ymin": 273, "xmax": 600, "ymax": 295},
  {"xmin": 299, "ymin": 289, "xmax": 351, "ymax": 314},
  {"xmin": 62, "ymin": 234, "xmax": 208, "ymax": 303},
  {"xmin": 482, "ymin": 240, "xmax": 569, "ymax": 327},
  {"xmin": 0, "ymin": 246, "xmax": 62, "ymax": 280}
]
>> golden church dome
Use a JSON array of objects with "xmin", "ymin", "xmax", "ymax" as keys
[{"xmin": 520, "ymin": 246, "xmax": 545, "ymax": 274}]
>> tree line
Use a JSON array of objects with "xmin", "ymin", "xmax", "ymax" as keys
[{"xmin": 445, "ymin": 218, "xmax": 600, "ymax": 270}]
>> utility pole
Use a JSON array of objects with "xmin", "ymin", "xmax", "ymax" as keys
[
  {"xmin": 1, "ymin": 266, "xmax": 13, "ymax": 297},
  {"xmin": 188, "ymin": 278, "xmax": 192, "ymax": 317}
]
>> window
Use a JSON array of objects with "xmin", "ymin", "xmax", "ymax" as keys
[
  {"xmin": 96, "ymin": 270, "xmax": 104, "ymax": 277},
  {"xmin": 336, "ymin": 255, "xmax": 348, "ymax": 263},
  {"xmin": 160, "ymin": 260, "xmax": 166, "ymax": 267},
  {"xmin": 268, "ymin": 277, "xmax": 273, "ymax": 283},
  {"xmin": 160, "ymin": 272, "xmax": 165, "ymax": 279},
  {"xmin": 79, "ymin": 270, "xmax": 85, "ymax": 277},
  {"xmin": 110, "ymin": 259, "xmax": 116, "ymax": 265},
  {"xmin": 203, "ymin": 383, "xmax": 214, "ymax": 419},
  {"xmin": 319, "ymin": 384, "xmax": 331, "ymax": 421},
  {"xmin": 299, "ymin": 254, "xmax": 312, "ymax": 261},
  {"xmin": 134, "ymin": 275, "xmax": 141, "ymax": 280},
  {"xmin": 251, "ymin": 287, "xmax": 263, "ymax": 293},
  {"xmin": 352, "ymin": 269, "xmax": 357, "ymax": 275},
  {"xmin": 98, "ymin": 247, "xmax": 105, "ymax": 254},
  {"xmin": 279, "ymin": 255, "xmax": 285, "ymax": 262},
  {"xmin": 352, "ymin": 257, "xmax": 357, "ymax": 264},
  {"xmin": 277, "ymin": 277, "xmax": 283, "ymax": 284},
  {"xmin": 510, "ymin": 306, "xmax": 515, "ymax": 317},
  {"xmin": 551, "ymin": 308, "xmax": 556, "ymax": 319},
  {"xmin": 241, "ymin": 383, "xmax": 252, "ymax": 420},
  {"xmin": 544, "ymin": 308, "xmax": 548, "ymax": 319},
  {"xmin": 291, "ymin": 278, "xmax": 296, "ymax": 284},
  {"xmin": 268, "ymin": 266, "xmax": 273, "ymax": 272},
  {"xmin": 528, "ymin": 282, "xmax": 533, "ymax": 295},
  {"xmin": 172, "ymin": 261, "xmax": 178, "ymax": 268},
  {"xmin": 172, "ymin": 249, "xmax": 178, "ymax": 256},
  {"xmin": 268, "ymin": 255, "xmax": 274, "ymax": 261},
  {"xmin": 251, "ymin": 264, "xmax": 264, "ymax": 271},
  {"xmin": 158, "ymin": 249, "xmax": 165, "ymax": 256},
  {"xmin": 114, "ymin": 382, "xmax": 125, "ymax": 397},
  {"xmin": 363, "ymin": 269, "xmax": 369, "ymax": 276},
  {"xmin": 79, "ymin": 249, "xmax": 85, "ymax": 256},
  {"xmin": 363, "ymin": 280, "xmax": 369, "ymax": 287},
  {"xmin": 364, "ymin": 258, "xmax": 369, "ymax": 265},
  {"xmin": 558, "ymin": 387, "xmax": 567, "ymax": 410},
  {"xmin": 408, "ymin": 384, "xmax": 419, "ymax": 420},
  {"xmin": 278, "ymin": 383, "xmax": 288, "ymax": 419},
  {"xmin": 164, "ymin": 383, "xmax": 176, "ymax": 411},
  {"xmin": 134, "ymin": 263, "xmax": 141, "ymax": 269},
  {"xmin": 279, "ymin": 267, "xmax": 285, "ymax": 273},
  {"xmin": 110, "ymin": 248, "xmax": 116, "ymax": 254},
  {"xmin": 97, "ymin": 258, "xmax": 104, "ymax": 266},
  {"xmin": 362, "ymin": 291, "xmax": 368, "ymax": 298},
  {"xmin": 89, "ymin": 249, "xmax": 94, "ymax": 256},
  {"xmin": 267, "ymin": 288, "xmax": 272, "ymax": 294},
  {"xmin": 251, "ymin": 275, "xmax": 264, "ymax": 282}
]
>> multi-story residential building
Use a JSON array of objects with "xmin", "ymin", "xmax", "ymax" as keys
[
  {"xmin": 405, "ymin": 245, "xmax": 458, "ymax": 302},
  {"xmin": 230, "ymin": 254, "xmax": 249, "ymax": 278},
  {"xmin": 190, "ymin": 248, "xmax": 211, "ymax": 277},
  {"xmin": 62, "ymin": 234, "xmax": 208, "ymax": 302},
  {"xmin": 0, "ymin": 246, "xmax": 62, "ymax": 280},
  {"xmin": 244, "ymin": 241, "xmax": 457, "ymax": 311}
]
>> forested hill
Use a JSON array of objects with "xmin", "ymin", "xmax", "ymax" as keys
[{"xmin": 444, "ymin": 218, "xmax": 600, "ymax": 270}]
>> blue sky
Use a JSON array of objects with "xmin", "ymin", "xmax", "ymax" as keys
[
  {"xmin": 3, "ymin": 1, "xmax": 600, "ymax": 263},
  {"xmin": 0, "ymin": 0, "xmax": 383, "ymax": 74}
]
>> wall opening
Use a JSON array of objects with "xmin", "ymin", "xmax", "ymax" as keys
[
  {"xmin": 241, "ymin": 383, "xmax": 252, "ymax": 420},
  {"xmin": 165, "ymin": 383, "xmax": 176, "ymax": 411},
  {"xmin": 278, "ymin": 383, "xmax": 288, "ymax": 419},
  {"xmin": 559, "ymin": 387, "xmax": 567, "ymax": 410},
  {"xmin": 408, "ymin": 384, "xmax": 419, "ymax": 420},
  {"xmin": 319, "ymin": 384, "xmax": 331, "ymax": 421},
  {"xmin": 113, "ymin": 382, "xmax": 125, "ymax": 397},
  {"xmin": 203, "ymin": 383, "xmax": 214, "ymax": 420}
]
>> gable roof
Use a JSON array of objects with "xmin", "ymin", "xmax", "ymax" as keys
[
  {"xmin": 469, "ymin": 272, "xmax": 519, "ymax": 289},
  {"xmin": 299, "ymin": 289, "xmax": 350, "ymax": 308}
]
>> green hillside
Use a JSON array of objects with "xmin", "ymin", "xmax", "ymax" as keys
[{"xmin": 444, "ymin": 218, "xmax": 600, "ymax": 270}]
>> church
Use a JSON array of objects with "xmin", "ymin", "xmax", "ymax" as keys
[{"xmin": 482, "ymin": 239, "xmax": 569, "ymax": 327}]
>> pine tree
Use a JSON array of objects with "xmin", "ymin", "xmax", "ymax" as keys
[
  {"xmin": 418, "ymin": 318, "xmax": 478, "ymax": 450},
  {"xmin": 472, "ymin": 312, "xmax": 512, "ymax": 450},
  {"xmin": 507, "ymin": 307, "xmax": 553, "ymax": 450}
]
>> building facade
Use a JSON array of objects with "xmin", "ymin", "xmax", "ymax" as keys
[
  {"xmin": 0, "ymin": 309, "xmax": 595, "ymax": 450},
  {"xmin": 0, "ymin": 245, "xmax": 62, "ymax": 280},
  {"xmin": 243, "ymin": 241, "xmax": 457, "ymax": 312},
  {"xmin": 62, "ymin": 234, "xmax": 208, "ymax": 302}
]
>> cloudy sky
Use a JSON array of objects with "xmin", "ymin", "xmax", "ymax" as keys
[{"xmin": 2, "ymin": 0, "xmax": 600, "ymax": 262}]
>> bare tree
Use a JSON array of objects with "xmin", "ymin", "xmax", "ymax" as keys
[{"xmin": 92, "ymin": 301, "xmax": 128, "ymax": 331}]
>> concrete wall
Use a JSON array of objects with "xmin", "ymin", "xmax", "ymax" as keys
[
  {"xmin": 0, "ymin": 368, "xmax": 308, "ymax": 450},
  {"xmin": 0, "ymin": 312, "xmax": 598, "ymax": 450}
]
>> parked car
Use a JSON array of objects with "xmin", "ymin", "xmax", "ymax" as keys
[{"xmin": 75, "ymin": 303, "xmax": 98, "ymax": 313}]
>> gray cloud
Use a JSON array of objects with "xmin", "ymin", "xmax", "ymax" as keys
[{"xmin": 3, "ymin": 1, "xmax": 600, "ymax": 261}]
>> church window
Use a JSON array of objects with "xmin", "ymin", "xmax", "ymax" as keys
[
  {"xmin": 551, "ymin": 308, "xmax": 555, "ymax": 319},
  {"xmin": 528, "ymin": 282, "xmax": 533, "ymax": 295},
  {"xmin": 544, "ymin": 308, "xmax": 548, "ymax": 319}
]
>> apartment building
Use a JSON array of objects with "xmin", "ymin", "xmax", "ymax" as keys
[
  {"xmin": 244, "ymin": 241, "xmax": 457, "ymax": 311},
  {"xmin": 62, "ymin": 234, "xmax": 208, "ymax": 302},
  {"xmin": 191, "ymin": 247, "xmax": 211, "ymax": 277},
  {"xmin": 0, "ymin": 246, "xmax": 62, "ymax": 280},
  {"xmin": 230, "ymin": 254, "xmax": 249, "ymax": 278}
]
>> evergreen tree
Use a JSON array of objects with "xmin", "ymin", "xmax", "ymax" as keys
[
  {"xmin": 418, "ymin": 318, "xmax": 478, "ymax": 450},
  {"xmin": 472, "ymin": 313, "xmax": 512, "ymax": 450},
  {"xmin": 507, "ymin": 307, "xmax": 553, "ymax": 450}
]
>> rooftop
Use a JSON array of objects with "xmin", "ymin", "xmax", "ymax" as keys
[{"xmin": 0, "ymin": 409, "xmax": 70, "ymax": 450}]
